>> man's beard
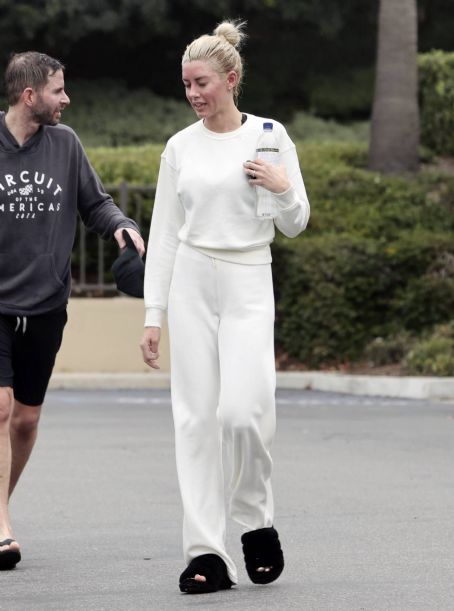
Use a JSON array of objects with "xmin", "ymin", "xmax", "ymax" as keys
[{"xmin": 31, "ymin": 100, "xmax": 60, "ymax": 126}]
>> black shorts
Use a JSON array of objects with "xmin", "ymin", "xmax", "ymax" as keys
[{"xmin": 0, "ymin": 309, "xmax": 67, "ymax": 406}]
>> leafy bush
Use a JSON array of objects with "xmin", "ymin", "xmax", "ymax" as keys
[
  {"xmin": 389, "ymin": 240, "xmax": 454, "ymax": 331},
  {"xmin": 272, "ymin": 143, "xmax": 454, "ymax": 369},
  {"xmin": 419, "ymin": 50, "xmax": 454, "ymax": 155},
  {"xmin": 87, "ymin": 144, "xmax": 162, "ymax": 184},
  {"xmin": 273, "ymin": 235, "xmax": 394, "ymax": 365},
  {"xmin": 287, "ymin": 112, "xmax": 369, "ymax": 144},
  {"xmin": 404, "ymin": 322, "xmax": 454, "ymax": 376},
  {"xmin": 64, "ymin": 80, "xmax": 371, "ymax": 148},
  {"xmin": 81, "ymin": 140, "xmax": 454, "ymax": 373},
  {"xmin": 364, "ymin": 333, "xmax": 414, "ymax": 367},
  {"xmin": 84, "ymin": 144, "xmax": 162, "ymax": 236},
  {"xmin": 306, "ymin": 68, "xmax": 374, "ymax": 119},
  {"xmin": 63, "ymin": 79, "xmax": 195, "ymax": 147},
  {"xmin": 273, "ymin": 230, "xmax": 454, "ymax": 368},
  {"xmin": 297, "ymin": 143, "xmax": 454, "ymax": 238}
]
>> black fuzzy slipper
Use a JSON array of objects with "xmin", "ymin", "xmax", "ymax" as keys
[
  {"xmin": 179, "ymin": 553, "xmax": 233, "ymax": 594},
  {"xmin": 0, "ymin": 539, "xmax": 21, "ymax": 570},
  {"xmin": 241, "ymin": 526, "xmax": 284, "ymax": 584}
]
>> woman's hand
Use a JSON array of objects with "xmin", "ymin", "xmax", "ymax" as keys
[
  {"xmin": 243, "ymin": 159, "xmax": 290, "ymax": 194},
  {"xmin": 140, "ymin": 326, "xmax": 161, "ymax": 369}
]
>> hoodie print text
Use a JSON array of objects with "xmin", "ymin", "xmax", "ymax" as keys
[{"xmin": 0, "ymin": 170, "xmax": 63, "ymax": 219}]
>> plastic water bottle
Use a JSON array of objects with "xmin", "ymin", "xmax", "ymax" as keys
[{"xmin": 256, "ymin": 122, "xmax": 279, "ymax": 218}]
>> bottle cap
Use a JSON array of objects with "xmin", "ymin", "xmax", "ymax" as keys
[{"xmin": 263, "ymin": 122, "xmax": 273, "ymax": 130}]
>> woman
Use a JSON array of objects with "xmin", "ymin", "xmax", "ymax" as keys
[{"xmin": 140, "ymin": 19, "xmax": 310, "ymax": 594}]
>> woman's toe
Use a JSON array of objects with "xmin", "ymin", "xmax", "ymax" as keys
[{"xmin": 194, "ymin": 573, "xmax": 207, "ymax": 582}]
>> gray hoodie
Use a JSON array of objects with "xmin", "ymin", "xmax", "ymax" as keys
[{"xmin": 0, "ymin": 112, "xmax": 139, "ymax": 315}]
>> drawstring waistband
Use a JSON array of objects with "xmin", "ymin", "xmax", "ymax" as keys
[{"xmin": 15, "ymin": 316, "xmax": 27, "ymax": 334}]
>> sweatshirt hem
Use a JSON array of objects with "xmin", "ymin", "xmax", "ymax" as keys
[{"xmin": 190, "ymin": 243, "xmax": 272, "ymax": 265}]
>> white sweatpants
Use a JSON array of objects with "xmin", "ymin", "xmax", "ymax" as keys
[{"xmin": 167, "ymin": 243, "xmax": 277, "ymax": 583}]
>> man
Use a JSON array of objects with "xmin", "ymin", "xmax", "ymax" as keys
[{"xmin": 0, "ymin": 51, "xmax": 145, "ymax": 569}]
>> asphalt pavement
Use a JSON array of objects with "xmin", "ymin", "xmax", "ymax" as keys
[{"xmin": 2, "ymin": 389, "xmax": 454, "ymax": 611}]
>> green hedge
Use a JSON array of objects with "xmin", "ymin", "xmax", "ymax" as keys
[
  {"xmin": 286, "ymin": 112, "xmax": 369, "ymax": 144},
  {"xmin": 87, "ymin": 144, "xmax": 162, "ymax": 184},
  {"xmin": 306, "ymin": 67, "xmax": 374, "ymax": 119},
  {"xmin": 85, "ymin": 141, "xmax": 454, "ymax": 372},
  {"xmin": 2, "ymin": 57, "xmax": 453, "ymax": 155},
  {"xmin": 60, "ymin": 79, "xmax": 195, "ymax": 147},
  {"xmin": 405, "ymin": 322, "xmax": 454, "ymax": 376},
  {"xmin": 272, "ymin": 142, "xmax": 454, "ymax": 368},
  {"xmin": 419, "ymin": 50, "xmax": 454, "ymax": 156},
  {"xmin": 272, "ymin": 231, "xmax": 454, "ymax": 366}
]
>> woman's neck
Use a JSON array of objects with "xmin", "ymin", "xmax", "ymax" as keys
[{"xmin": 204, "ymin": 108, "xmax": 244, "ymax": 133}]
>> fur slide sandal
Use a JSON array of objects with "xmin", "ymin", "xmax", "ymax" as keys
[
  {"xmin": 179, "ymin": 553, "xmax": 233, "ymax": 594},
  {"xmin": 241, "ymin": 526, "xmax": 284, "ymax": 584}
]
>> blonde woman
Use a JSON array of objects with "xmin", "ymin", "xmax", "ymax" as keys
[{"xmin": 141, "ymin": 20, "xmax": 310, "ymax": 594}]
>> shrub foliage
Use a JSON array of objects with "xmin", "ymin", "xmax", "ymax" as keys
[
  {"xmin": 85, "ymin": 141, "xmax": 454, "ymax": 373},
  {"xmin": 272, "ymin": 143, "xmax": 454, "ymax": 368},
  {"xmin": 419, "ymin": 50, "xmax": 454, "ymax": 156}
]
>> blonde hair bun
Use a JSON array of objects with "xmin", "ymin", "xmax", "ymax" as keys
[
  {"xmin": 213, "ymin": 20, "xmax": 247, "ymax": 48},
  {"xmin": 182, "ymin": 19, "xmax": 247, "ymax": 102}
]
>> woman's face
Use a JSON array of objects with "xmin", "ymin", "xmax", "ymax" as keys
[{"xmin": 182, "ymin": 60, "xmax": 234, "ymax": 120}]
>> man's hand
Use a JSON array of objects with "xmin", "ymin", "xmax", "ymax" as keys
[
  {"xmin": 114, "ymin": 228, "xmax": 145, "ymax": 256},
  {"xmin": 140, "ymin": 327, "xmax": 161, "ymax": 369}
]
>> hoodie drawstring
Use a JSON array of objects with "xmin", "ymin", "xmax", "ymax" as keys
[{"xmin": 15, "ymin": 316, "xmax": 27, "ymax": 334}]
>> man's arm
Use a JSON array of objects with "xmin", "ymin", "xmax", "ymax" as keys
[{"xmin": 77, "ymin": 147, "xmax": 144, "ymax": 253}]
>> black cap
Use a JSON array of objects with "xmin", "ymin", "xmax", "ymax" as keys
[{"xmin": 111, "ymin": 229, "xmax": 144, "ymax": 298}]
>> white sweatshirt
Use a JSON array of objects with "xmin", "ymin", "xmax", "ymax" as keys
[{"xmin": 144, "ymin": 113, "xmax": 310, "ymax": 327}]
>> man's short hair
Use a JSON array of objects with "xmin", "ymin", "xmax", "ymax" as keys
[{"xmin": 5, "ymin": 51, "xmax": 65, "ymax": 106}]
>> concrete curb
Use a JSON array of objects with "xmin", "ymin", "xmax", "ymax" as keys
[
  {"xmin": 50, "ymin": 372, "xmax": 171, "ymax": 390},
  {"xmin": 49, "ymin": 371, "xmax": 454, "ymax": 400},
  {"xmin": 275, "ymin": 371, "xmax": 454, "ymax": 400}
]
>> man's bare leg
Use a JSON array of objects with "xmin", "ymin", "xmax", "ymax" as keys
[
  {"xmin": 9, "ymin": 399, "xmax": 42, "ymax": 497},
  {"xmin": 0, "ymin": 387, "xmax": 20, "ymax": 560}
]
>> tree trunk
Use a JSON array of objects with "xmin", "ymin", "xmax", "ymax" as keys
[{"xmin": 368, "ymin": 0, "xmax": 419, "ymax": 173}]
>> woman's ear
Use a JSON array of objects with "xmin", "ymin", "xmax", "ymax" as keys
[{"xmin": 226, "ymin": 70, "xmax": 238, "ymax": 91}]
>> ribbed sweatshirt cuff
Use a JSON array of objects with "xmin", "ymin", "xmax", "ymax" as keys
[
  {"xmin": 273, "ymin": 185, "xmax": 298, "ymax": 210},
  {"xmin": 144, "ymin": 307, "xmax": 165, "ymax": 328}
]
